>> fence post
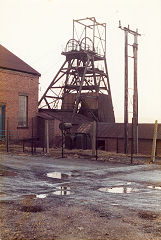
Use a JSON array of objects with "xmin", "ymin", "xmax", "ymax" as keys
[
  {"xmin": 31, "ymin": 118, "xmax": 34, "ymax": 155},
  {"xmin": 6, "ymin": 118, "xmax": 9, "ymax": 152},
  {"xmin": 96, "ymin": 121, "xmax": 98, "ymax": 160},
  {"xmin": 116, "ymin": 137, "xmax": 119, "ymax": 153},
  {"xmin": 150, "ymin": 120, "xmax": 158, "ymax": 163},
  {"xmin": 61, "ymin": 118, "xmax": 64, "ymax": 158},
  {"xmin": 92, "ymin": 121, "xmax": 96, "ymax": 157},
  {"xmin": 131, "ymin": 118, "xmax": 134, "ymax": 164},
  {"xmin": 45, "ymin": 120, "xmax": 49, "ymax": 154}
]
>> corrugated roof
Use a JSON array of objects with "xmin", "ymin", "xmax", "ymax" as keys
[
  {"xmin": 77, "ymin": 122, "xmax": 93, "ymax": 133},
  {"xmin": 77, "ymin": 122, "xmax": 161, "ymax": 140},
  {"xmin": 38, "ymin": 110, "xmax": 93, "ymax": 125},
  {"xmin": 0, "ymin": 44, "xmax": 41, "ymax": 76}
]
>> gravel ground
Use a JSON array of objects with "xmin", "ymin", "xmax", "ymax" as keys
[
  {"xmin": 1, "ymin": 197, "xmax": 161, "ymax": 240},
  {"xmin": 0, "ymin": 149, "xmax": 161, "ymax": 240}
]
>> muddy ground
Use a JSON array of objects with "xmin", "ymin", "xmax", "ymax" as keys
[{"xmin": 0, "ymin": 149, "xmax": 161, "ymax": 240}]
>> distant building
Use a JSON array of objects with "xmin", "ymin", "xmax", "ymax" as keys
[
  {"xmin": 77, "ymin": 122, "xmax": 161, "ymax": 155},
  {"xmin": 0, "ymin": 44, "xmax": 41, "ymax": 141},
  {"xmin": 37, "ymin": 109, "xmax": 92, "ymax": 148}
]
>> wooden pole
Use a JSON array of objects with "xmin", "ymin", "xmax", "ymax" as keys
[
  {"xmin": 124, "ymin": 30, "xmax": 128, "ymax": 154},
  {"xmin": 45, "ymin": 120, "xmax": 49, "ymax": 154},
  {"xmin": 61, "ymin": 129, "xmax": 64, "ymax": 158},
  {"xmin": 61, "ymin": 118, "xmax": 64, "ymax": 158},
  {"xmin": 119, "ymin": 23, "xmax": 141, "ymax": 155},
  {"xmin": 131, "ymin": 118, "xmax": 134, "ymax": 164},
  {"xmin": 133, "ymin": 31, "xmax": 139, "ymax": 154},
  {"xmin": 150, "ymin": 120, "xmax": 158, "ymax": 163}
]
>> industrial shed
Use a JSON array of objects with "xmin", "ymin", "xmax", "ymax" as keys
[
  {"xmin": 37, "ymin": 109, "xmax": 93, "ymax": 148},
  {"xmin": 77, "ymin": 122, "xmax": 161, "ymax": 155}
]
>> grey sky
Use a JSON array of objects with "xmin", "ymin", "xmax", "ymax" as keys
[{"xmin": 1, "ymin": 0, "xmax": 161, "ymax": 123}]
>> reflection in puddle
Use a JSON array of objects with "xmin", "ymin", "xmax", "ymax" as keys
[
  {"xmin": 36, "ymin": 194, "xmax": 47, "ymax": 199},
  {"xmin": 99, "ymin": 186, "xmax": 137, "ymax": 194},
  {"xmin": 47, "ymin": 172, "xmax": 71, "ymax": 179},
  {"xmin": 53, "ymin": 186, "xmax": 71, "ymax": 196},
  {"xmin": 148, "ymin": 186, "xmax": 161, "ymax": 190},
  {"xmin": 126, "ymin": 182, "xmax": 132, "ymax": 185}
]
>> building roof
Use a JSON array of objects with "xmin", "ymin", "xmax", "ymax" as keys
[
  {"xmin": 0, "ymin": 44, "xmax": 41, "ymax": 76},
  {"xmin": 77, "ymin": 122, "xmax": 161, "ymax": 140},
  {"xmin": 38, "ymin": 109, "xmax": 93, "ymax": 125},
  {"xmin": 38, "ymin": 109, "xmax": 161, "ymax": 140}
]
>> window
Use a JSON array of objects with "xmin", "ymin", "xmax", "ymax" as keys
[
  {"xmin": 18, "ymin": 95, "xmax": 28, "ymax": 127},
  {"xmin": 0, "ymin": 105, "xmax": 5, "ymax": 139}
]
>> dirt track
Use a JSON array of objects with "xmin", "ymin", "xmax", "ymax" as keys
[{"xmin": 0, "ymin": 151, "xmax": 161, "ymax": 240}]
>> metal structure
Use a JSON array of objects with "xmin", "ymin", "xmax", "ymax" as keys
[
  {"xmin": 119, "ymin": 21, "xmax": 141, "ymax": 154},
  {"xmin": 39, "ymin": 17, "xmax": 115, "ymax": 122}
]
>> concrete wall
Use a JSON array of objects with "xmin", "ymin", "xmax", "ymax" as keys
[{"xmin": 0, "ymin": 69, "xmax": 39, "ymax": 140}]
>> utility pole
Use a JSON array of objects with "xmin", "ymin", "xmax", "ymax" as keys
[
  {"xmin": 124, "ymin": 29, "xmax": 128, "ymax": 154},
  {"xmin": 133, "ymin": 31, "xmax": 139, "ymax": 154},
  {"xmin": 119, "ymin": 21, "xmax": 141, "ymax": 155}
]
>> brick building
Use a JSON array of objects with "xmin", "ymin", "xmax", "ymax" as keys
[
  {"xmin": 77, "ymin": 122, "xmax": 161, "ymax": 155},
  {"xmin": 0, "ymin": 44, "xmax": 41, "ymax": 141}
]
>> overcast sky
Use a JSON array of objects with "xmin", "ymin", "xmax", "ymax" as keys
[{"xmin": 1, "ymin": 0, "xmax": 161, "ymax": 123}]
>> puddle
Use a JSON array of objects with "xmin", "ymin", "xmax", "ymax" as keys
[
  {"xmin": 147, "ymin": 186, "xmax": 161, "ymax": 190},
  {"xmin": 53, "ymin": 186, "xmax": 71, "ymax": 195},
  {"xmin": 100, "ymin": 184, "xmax": 161, "ymax": 194},
  {"xmin": 99, "ymin": 186, "xmax": 138, "ymax": 194},
  {"xmin": 47, "ymin": 172, "xmax": 71, "ymax": 179},
  {"xmin": 36, "ymin": 194, "xmax": 48, "ymax": 199},
  {"xmin": 126, "ymin": 182, "xmax": 132, "ymax": 185}
]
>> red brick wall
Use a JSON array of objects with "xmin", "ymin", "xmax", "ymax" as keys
[{"xmin": 0, "ymin": 69, "xmax": 39, "ymax": 140}]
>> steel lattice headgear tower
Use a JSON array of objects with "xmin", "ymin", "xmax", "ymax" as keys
[{"xmin": 39, "ymin": 17, "xmax": 115, "ymax": 122}]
